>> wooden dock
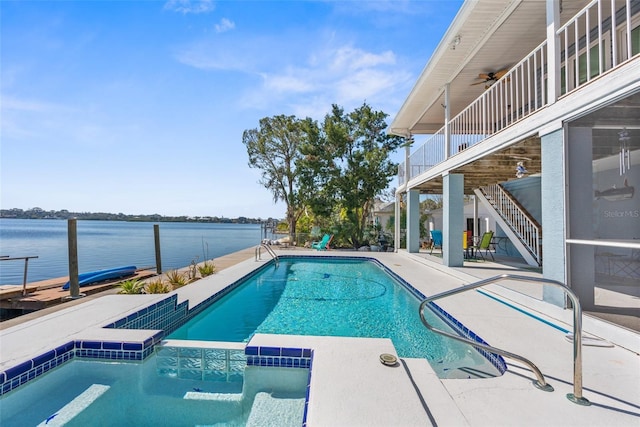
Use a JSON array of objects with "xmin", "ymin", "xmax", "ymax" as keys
[
  {"xmin": 0, "ymin": 269, "xmax": 157, "ymax": 311},
  {"xmin": 0, "ymin": 246, "xmax": 260, "ymax": 314}
]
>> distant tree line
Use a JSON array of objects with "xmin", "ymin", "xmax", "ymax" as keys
[{"xmin": 0, "ymin": 207, "xmax": 272, "ymax": 224}]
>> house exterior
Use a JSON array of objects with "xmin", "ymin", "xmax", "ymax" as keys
[{"xmin": 390, "ymin": 0, "xmax": 639, "ymax": 322}]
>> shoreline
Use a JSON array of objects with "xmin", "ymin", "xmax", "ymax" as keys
[{"xmin": 0, "ymin": 246, "xmax": 258, "ymax": 329}]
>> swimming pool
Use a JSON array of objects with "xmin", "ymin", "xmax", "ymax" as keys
[
  {"xmin": 169, "ymin": 257, "xmax": 503, "ymax": 378},
  {"xmin": 0, "ymin": 351, "xmax": 307, "ymax": 427}
]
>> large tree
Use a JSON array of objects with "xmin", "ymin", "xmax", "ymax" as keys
[
  {"xmin": 301, "ymin": 103, "xmax": 404, "ymax": 248},
  {"xmin": 243, "ymin": 115, "xmax": 318, "ymax": 236}
]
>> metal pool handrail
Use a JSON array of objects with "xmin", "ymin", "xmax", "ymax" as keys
[
  {"xmin": 0, "ymin": 255, "xmax": 39, "ymax": 296},
  {"xmin": 255, "ymin": 243, "xmax": 279, "ymax": 266},
  {"xmin": 418, "ymin": 274, "xmax": 590, "ymax": 406}
]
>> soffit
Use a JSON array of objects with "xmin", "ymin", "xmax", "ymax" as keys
[
  {"xmin": 391, "ymin": 0, "xmax": 590, "ymax": 136},
  {"xmin": 410, "ymin": 136, "xmax": 542, "ymax": 194}
]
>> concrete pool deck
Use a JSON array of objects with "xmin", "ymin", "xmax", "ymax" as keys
[{"xmin": 1, "ymin": 249, "xmax": 638, "ymax": 426}]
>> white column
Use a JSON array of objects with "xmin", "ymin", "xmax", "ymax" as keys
[
  {"xmin": 444, "ymin": 83, "xmax": 451, "ymax": 159},
  {"xmin": 541, "ymin": 128, "xmax": 569, "ymax": 307},
  {"xmin": 406, "ymin": 190, "xmax": 421, "ymax": 253},
  {"xmin": 443, "ymin": 173, "xmax": 464, "ymax": 266},
  {"xmin": 472, "ymin": 195, "xmax": 478, "ymax": 237},
  {"xmin": 394, "ymin": 193, "xmax": 401, "ymax": 252},
  {"xmin": 546, "ymin": 0, "xmax": 561, "ymax": 104}
]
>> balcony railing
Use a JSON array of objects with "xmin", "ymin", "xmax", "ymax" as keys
[
  {"xmin": 558, "ymin": 0, "xmax": 638, "ymax": 95},
  {"xmin": 399, "ymin": 0, "xmax": 638, "ymax": 185}
]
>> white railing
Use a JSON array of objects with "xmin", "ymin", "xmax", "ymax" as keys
[
  {"xmin": 558, "ymin": 0, "xmax": 638, "ymax": 96},
  {"xmin": 404, "ymin": 40, "xmax": 549, "ymax": 182},
  {"xmin": 400, "ymin": 0, "xmax": 638, "ymax": 185},
  {"xmin": 481, "ymin": 184, "xmax": 542, "ymax": 265}
]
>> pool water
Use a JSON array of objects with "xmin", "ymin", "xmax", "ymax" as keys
[
  {"xmin": 0, "ymin": 356, "xmax": 306, "ymax": 427},
  {"xmin": 169, "ymin": 258, "xmax": 501, "ymax": 378}
]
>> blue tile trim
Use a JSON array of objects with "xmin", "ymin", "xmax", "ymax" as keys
[
  {"xmin": 428, "ymin": 301, "xmax": 507, "ymax": 373},
  {"xmin": 245, "ymin": 346, "xmax": 312, "ymax": 370},
  {"xmin": 0, "ymin": 332, "xmax": 162, "ymax": 396}
]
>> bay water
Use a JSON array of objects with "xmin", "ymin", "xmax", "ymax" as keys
[{"xmin": 0, "ymin": 219, "xmax": 268, "ymax": 285}]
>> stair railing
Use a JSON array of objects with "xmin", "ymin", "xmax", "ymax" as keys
[
  {"xmin": 419, "ymin": 274, "xmax": 590, "ymax": 406},
  {"xmin": 481, "ymin": 184, "xmax": 542, "ymax": 264},
  {"xmin": 255, "ymin": 243, "xmax": 279, "ymax": 266}
]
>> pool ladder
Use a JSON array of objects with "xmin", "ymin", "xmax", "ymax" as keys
[
  {"xmin": 418, "ymin": 274, "xmax": 590, "ymax": 406},
  {"xmin": 255, "ymin": 243, "xmax": 279, "ymax": 266}
]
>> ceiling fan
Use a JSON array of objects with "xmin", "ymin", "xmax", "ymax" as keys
[{"xmin": 471, "ymin": 69, "xmax": 509, "ymax": 87}]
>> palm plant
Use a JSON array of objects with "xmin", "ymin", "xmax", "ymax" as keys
[
  {"xmin": 165, "ymin": 269, "xmax": 188, "ymax": 289},
  {"xmin": 118, "ymin": 279, "xmax": 144, "ymax": 294},
  {"xmin": 197, "ymin": 261, "xmax": 216, "ymax": 277},
  {"xmin": 144, "ymin": 278, "xmax": 170, "ymax": 294}
]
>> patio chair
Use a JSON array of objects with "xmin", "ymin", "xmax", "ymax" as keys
[
  {"xmin": 471, "ymin": 231, "xmax": 495, "ymax": 261},
  {"xmin": 463, "ymin": 231, "xmax": 471, "ymax": 259},
  {"xmin": 429, "ymin": 230, "xmax": 443, "ymax": 254},
  {"xmin": 311, "ymin": 234, "xmax": 333, "ymax": 251}
]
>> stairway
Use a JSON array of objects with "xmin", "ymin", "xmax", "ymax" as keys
[{"xmin": 475, "ymin": 184, "xmax": 542, "ymax": 266}]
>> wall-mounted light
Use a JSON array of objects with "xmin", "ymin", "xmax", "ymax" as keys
[
  {"xmin": 516, "ymin": 161, "xmax": 528, "ymax": 178},
  {"xmin": 450, "ymin": 35, "xmax": 461, "ymax": 50}
]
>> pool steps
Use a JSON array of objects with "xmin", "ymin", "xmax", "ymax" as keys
[
  {"xmin": 156, "ymin": 340, "xmax": 312, "ymax": 426},
  {"xmin": 36, "ymin": 384, "xmax": 110, "ymax": 427},
  {"xmin": 246, "ymin": 392, "xmax": 305, "ymax": 427}
]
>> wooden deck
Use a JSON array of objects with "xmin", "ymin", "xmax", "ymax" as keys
[
  {"xmin": 0, "ymin": 269, "xmax": 157, "ymax": 311},
  {"xmin": 0, "ymin": 246, "xmax": 259, "ymax": 314}
]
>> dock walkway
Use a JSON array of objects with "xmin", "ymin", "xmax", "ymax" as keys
[{"xmin": 0, "ymin": 246, "xmax": 257, "ymax": 324}]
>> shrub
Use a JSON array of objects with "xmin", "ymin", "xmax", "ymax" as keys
[
  {"xmin": 144, "ymin": 278, "xmax": 170, "ymax": 294},
  {"xmin": 118, "ymin": 279, "xmax": 144, "ymax": 294},
  {"xmin": 165, "ymin": 269, "xmax": 188, "ymax": 289},
  {"xmin": 197, "ymin": 261, "xmax": 216, "ymax": 277}
]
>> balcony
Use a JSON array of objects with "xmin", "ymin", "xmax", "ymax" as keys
[{"xmin": 399, "ymin": 0, "xmax": 639, "ymax": 188}]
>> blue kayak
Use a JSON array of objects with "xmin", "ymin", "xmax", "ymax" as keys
[{"xmin": 62, "ymin": 266, "xmax": 137, "ymax": 290}]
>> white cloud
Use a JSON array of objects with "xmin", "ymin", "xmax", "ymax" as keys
[
  {"xmin": 261, "ymin": 71, "xmax": 315, "ymax": 94},
  {"xmin": 215, "ymin": 18, "xmax": 235, "ymax": 33},
  {"xmin": 175, "ymin": 41, "xmax": 253, "ymax": 71},
  {"xmin": 329, "ymin": 46, "xmax": 396, "ymax": 72},
  {"xmin": 1, "ymin": 95, "xmax": 74, "ymax": 113},
  {"xmin": 163, "ymin": 0, "xmax": 215, "ymax": 15},
  {"xmin": 174, "ymin": 29, "xmax": 414, "ymax": 118},
  {"xmin": 249, "ymin": 43, "xmax": 412, "ymax": 117}
]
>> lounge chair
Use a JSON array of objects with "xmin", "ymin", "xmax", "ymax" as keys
[
  {"xmin": 471, "ymin": 231, "xmax": 495, "ymax": 261},
  {"xmin": 429, "ymin": 230, "xmax": 443, "ymax": 254},
  {"xmin": 311, "ymin": 234, "xmax": 333, "ymax": 250}
]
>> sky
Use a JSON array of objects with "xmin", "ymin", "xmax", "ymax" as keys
[{"xmin": 1, "ymin": 0, "xmax": 462, "ymax": 219}]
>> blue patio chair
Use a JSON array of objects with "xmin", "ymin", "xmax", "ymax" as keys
[
  {"xmin": 311, "ymin": 234, "xmax": 333, "ymax": 251},
  {"xmin": 429, "ymin": 230, "xmax": 443, "ymax": 254}
]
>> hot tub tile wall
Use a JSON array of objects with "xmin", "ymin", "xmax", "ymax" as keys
[
  {"xmin": 0, "ymin": 331, "xmax": 162, "ymax": 396},
  {"xmin": 156, "ymin": 344, "xmax": 247, "ymax": 382},
  {"xmin": 245, "ymin": 345, "xmax": 313, "ymax": 369}
]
